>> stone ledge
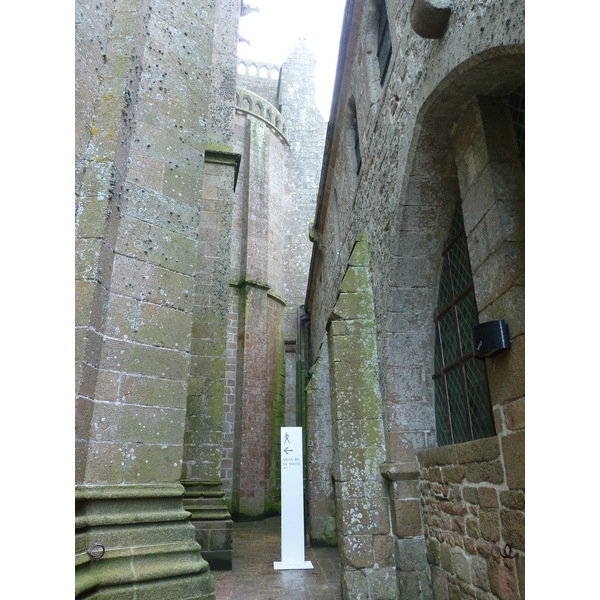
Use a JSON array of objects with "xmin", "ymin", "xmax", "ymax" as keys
[{"xmin": 380, "ymin": 461, "xmax": 420, "ymax": 481}]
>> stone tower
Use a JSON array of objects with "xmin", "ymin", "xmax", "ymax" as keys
[{"xmin": 220, "ymin": 39, "xmax": 327, "ymax": 519}]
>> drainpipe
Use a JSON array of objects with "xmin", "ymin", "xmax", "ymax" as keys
[
  {"xmin": 296, "ymin": 305, "xmax": 303, "ymax": 427},
  {"xmin": 297, "ymin": 304, "xmax": 311, "ymax": 541}
]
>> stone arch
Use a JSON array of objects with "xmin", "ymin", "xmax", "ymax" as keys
[{"xmin": 384, "ymin": 46, "xmax": 525, "ymax": 458}]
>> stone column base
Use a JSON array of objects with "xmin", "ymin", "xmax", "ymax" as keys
[
  {"xmin": 75, "ymin": 483, "xmax": 214, "ymax": 599},
  {"xmin": 182, "ymin": 479, "xmax": 233, "ymax": 570}
]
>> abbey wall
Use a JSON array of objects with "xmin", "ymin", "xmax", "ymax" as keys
[{"xmin": 304, "ymin": 1, "xmax": 525, "ymax": 598}]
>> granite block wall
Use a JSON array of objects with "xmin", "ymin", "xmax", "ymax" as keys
[{"xmin": 304, "ymin": 1, "xmax": 524, "ymax": 598}]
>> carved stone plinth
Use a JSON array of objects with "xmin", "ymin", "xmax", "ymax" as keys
[{"xmin": 182, "ymin": 479, "xmax": 233, "ymax": 570}]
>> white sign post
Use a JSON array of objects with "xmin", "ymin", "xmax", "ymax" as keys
[{"xmin": 274, "ymin": 426, "xmax": 313, "ymax": 570}]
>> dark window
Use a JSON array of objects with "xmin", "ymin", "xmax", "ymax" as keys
[
  {"xmin": 507, "ymin": 85, "xmax": 525, "ymax": 167},
  {"xmin": 377, "ymin": 3, "xmax": 392, "ymax": 84},
  {"xmin": 433, "ymin": 202, "xmax": 495, "ymax": 446},
  {"xmin": 349, "ymin": 98, "xmax": 361, "ymax": 174},
  {"xmin": 353, "ymin": 113, "xmax": 361, "ymax": 173}
]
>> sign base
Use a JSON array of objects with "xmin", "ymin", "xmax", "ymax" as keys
[{"xmin": 274, "ymin": 560, "xmax": 314, "ymax": 571}]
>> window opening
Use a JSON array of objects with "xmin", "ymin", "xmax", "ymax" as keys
[
  {"xmin": 354, "ymin": 113, "xmax": 362, "ymax": 173},
  {"xmin": 349, "ymin": 98, "xmax": 361, "ymax": 174},
  {"xmin": 507, "ymin": 85, "xmax": 525, "ymax": 167},
  {"xmin": 433, "ymin": 202, "xmax": 495, "ymax": 446},
  {"xmin": 377, "ymin": 2, "xmax": 392, "ymax": 84}
]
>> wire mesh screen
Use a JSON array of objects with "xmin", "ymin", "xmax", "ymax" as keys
[
  {"xmin": 507, "ymin": 85, "xmax": 525, "ymax": 165},
  {"xmin": 433, "ymin": 203, "xmax": 495, "ymax": 446}
]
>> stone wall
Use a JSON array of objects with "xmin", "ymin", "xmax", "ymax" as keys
[
  {"xmin": 418, "ymin": 438, "xmax": 524, "ymax": 599},
  {"xmin": 75, "ymin": 0, "xmax": 243, "ymax": 594},
  {"xmin": 304, "ymin": 1, "xmax": 525, "ymax": 598}
]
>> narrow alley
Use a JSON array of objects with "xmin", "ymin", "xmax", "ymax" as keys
[{"xmin": 213, "ymin": 517, "xmax": 342, "ymax": 600}]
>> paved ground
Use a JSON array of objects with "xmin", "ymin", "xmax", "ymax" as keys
[{"xmin": 212, "ymin": 517, "xmax": 342, "ymax": 600}]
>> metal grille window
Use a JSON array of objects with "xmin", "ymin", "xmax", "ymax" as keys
[
  {"xmin": 433, "ymin": 203, "xmax": 495, "ymax": 446},
  {"xmin": 349, "ymin": 99, "xmax": 361, "ymax": 174},
  {"xmin": 507, "ymin": 85, "xmax": 525, "ymax": 166},
  {"xmin": 377, "ymin": 3, "xmax": 392, "ymax": 84}
]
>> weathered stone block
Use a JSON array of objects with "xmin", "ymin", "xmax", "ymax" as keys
[
  {"xmin": 464, "ymin": 462, "xmax": 505, "ymax": 485},
  {"xmin": 451, "ymin": 547, "xmax": 471, "ymax": 583},
  {"xmin": 440, "ymin": 543, "xmax": 452, "ymax": 572},
  {"xmin": 501, "ymin": 431, "xmax": 525, "ymax": 490},
  {"xmin": 333, "ymin": 291, "xmax": 375, "ymax": 321},
  {"xmin": 478, "ymin": 487, "xmax": 498, "ymax": 509},
  {"xmin": 366, "ymin": 566, "xmax": 399, "ymax": 599},
  {"xmin": 136, "ymin": 302, "xmax": 193, "ymax": 349},
  {"xmin": 442, "ymin": 465, "xmax": 465, "ymax": 484},
  {"xmin": 348, "ymin": 237, "xmax": 369, "ymax": 267},
  {"xmin": 340, "ymin": 265, "xmax": 370, "ymax": 293},
  {"xmin": 479, "ymin": 509, "xmax": 500, "ymax": 543},
  {"xmin": 396, "ymin": 537, "xmax": 429, "ymax": 572},
  {"xmin": 418, "ymin": 444, "xmax": 458, "ymax": 468},
  {"xmin": 486, "ymin": 334, "xmax": 525, "ymax": 406},
  {"xmin": 105, "ymin": 294, "xmax": 139, "ymax": 339},
  {"xmin": 342, "ymin": 534, "xmax": 374, "ymax": 568},
  {"xmin": 342, "ymin": 569, "xmax": 369, "ymax": 598},
  {"xmin": 456, "ymin": 438, "xmax": 500, "ymax": 464},
  {"xmin": 120, "ymin": 374, "xmax": 187, "ymax": 409},
  {"xmin": 374, "ymin": 534, "xmax": 395, "ymax": 567},
  {"xmin": 487, "ymin": 561, "xmax": 520, "ymax": 600},
  {"xmin": 84, "ymin": 441, "xmax": 125, "ymax": 483},
  {"xmin": 500, "ymin": 490, "xmax": 525, "ymax": 511},
  {"xmin": 391, "ymin": 498, "xmax": 422, "ymax": 537},
  {"xmin": 500, "ymin": 508, "xmax": 524, "ymax": 551}
]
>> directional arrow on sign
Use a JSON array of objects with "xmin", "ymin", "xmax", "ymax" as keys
[{"xmin": 284, "ymin": 447, "xmax": 292, "ymax": 454}]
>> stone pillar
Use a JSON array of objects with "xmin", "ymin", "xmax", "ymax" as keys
[
  {"xmin": 226, "ymin": 107, "xmax": 289, "ymax": 518},
  {"xmin": 235, "ymin": 281, "xmax": 271, "ymax": 517},
  {"xmin": 327, "ymin": 234, "xmax": 398, "ymax": 600},
  {"xmin": 179, "ymin": 0, "xmax": 241, "ymax": 570},
  {"xmin": 75, "ymin": 0, "xmax": 221, "ymax": 596},
  {"xmin": 181, "ymin": 149, "xmax": 238, "ymax": 570},
  {"xmin": 306, "ymin": 340, "xmax": 337, "ymax": 545}
]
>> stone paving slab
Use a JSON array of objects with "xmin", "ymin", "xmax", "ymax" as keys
[{"xmin": 212, "ymin": 517, "xmax": 342, "ymax": 600}]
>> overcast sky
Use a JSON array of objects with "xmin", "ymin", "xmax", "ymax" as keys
[{"xmin": 237, "ymin": 0, "xmax": 347, "ymax": 118}]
